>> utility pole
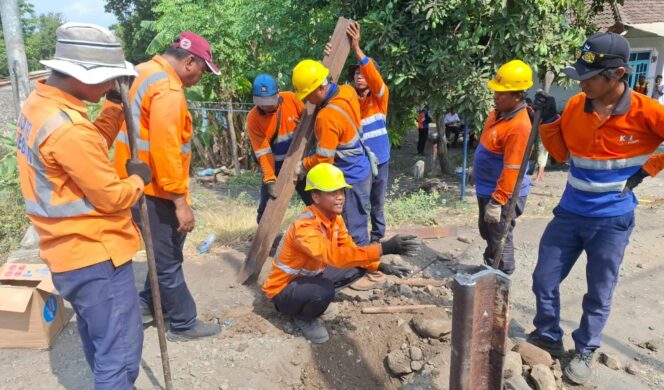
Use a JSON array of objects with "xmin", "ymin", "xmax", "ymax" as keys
[{"xmin": 1, "ymin": 0, "xmax": 31, "ymax": 120}]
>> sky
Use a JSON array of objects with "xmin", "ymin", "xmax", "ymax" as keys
[{"xmin": 30, "ymin": 0, "xmax": 117, "ymax": 28}]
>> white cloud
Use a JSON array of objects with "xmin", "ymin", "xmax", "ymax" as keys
[{"xmin": 31, "ymin": 0, "xmax": 117, "ymax": 28}]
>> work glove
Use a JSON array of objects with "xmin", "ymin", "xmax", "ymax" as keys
[
  {"xmin": 484, "ymin": 199, "xmax": 502, "ymax": 224},
  {"xmin": 295, "ymin": 161, "xmax": 307, "ymax": 181},
  {"xmin": 621, "ymin": 168, "xmax": 649, "ymax": 197},
  {"xmin": 533, "ymin": 91, "xmax": 558, "ymax": 123},
  {"xmin": 380, "ymin": 234, "xmax": 421, "ymax": 256},
  {"xmin": 106, "ymin": 76, "xmax": 135, "ymax": 104},
  {"xmin": 126, "ymin": 159, "xmax": 152, "ymax": 185},
  {"xmin": 378, "ymin": 262, "xmax": 411, "ymax": 278},
  {"xmin": 265, "ymin": 180, "xmax": 278, "ymax": 199}
]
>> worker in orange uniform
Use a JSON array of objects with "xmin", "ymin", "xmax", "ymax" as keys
[
  {"xmin": 528, "ymin": 33, "xmax": 664, "ymax": 385},
  {"xmin": 247, "ymin": 73, "xmax": 306, "ymax": 223},
  {"xmin": 114, "ymin": 32, "xmax": 221, "ymax": 341},
  {"xmin": 633, "ymin": 74, "xmax": 648, "ymax": 95},
  {"xmin": 473, "ymin": 59, "xmax": 533, "ymax": 275},
  {"xmin": 291, "ymin": 59, "xmax": 374, "ymax": 246},
  {"xmin": 16, "ymin": 23, "xmax": 150, "ymax": 389},
  {"xmin": 262, "ymin": 163, "xmax": 420, "ymax": 343}
]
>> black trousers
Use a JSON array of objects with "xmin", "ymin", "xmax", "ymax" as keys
[
  {"xmin": 417, "ymin": 128, "xmax": 428, "ymax": 154},
  {"xmin": 477, "ymin": 196, "xmax": 527, "ymax": 274},
  {"xmin": 445, "ymin": 125, "xmax": 462, "ymax": 147},
  {"xmin": 272, "ymin": 266, "xmax": 365, "ymax": 320}
]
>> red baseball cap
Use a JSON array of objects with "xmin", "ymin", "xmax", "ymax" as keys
[{"xmin": 173, "ymin": 32, "xmax": 220, "ymax": 75}]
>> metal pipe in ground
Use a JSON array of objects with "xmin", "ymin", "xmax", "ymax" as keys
[{"xmin": 449, "ymin": 267, "xmax": 511, "ymax": 390}]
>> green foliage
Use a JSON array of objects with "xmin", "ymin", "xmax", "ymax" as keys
[
  {"xmin": 385, "ymin": 186, "xmax": 445, "ymax": 226},
  {"xmin": 0, "ymin": 2, "xmax": 64, "ymax": 77},
  {"xmin": 227, "ymin": 171, "xmax": 262, "ymax": 188},
  {"xmin": 105, "ymin": 0, "xmax": 159, "ymax": 63},
  {"xmin": 0, "ymin": 127, "xmax": 28, "ymax": 258}
]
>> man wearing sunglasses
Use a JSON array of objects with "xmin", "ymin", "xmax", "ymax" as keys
[{"xmin": 530, "ymin": 32, "xmax": 664, "ymax": 384}]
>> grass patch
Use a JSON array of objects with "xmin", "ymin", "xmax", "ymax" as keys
[
  {"xmin": 227, "ymin": 171, "xmax": 262, "ymax": 187},
  {"xmin": 0, "ymin": 188, "xmax": 30, "ymax": 262},
  {"xmin": 384, "ymin": 182, "xmax": 447, "ymax": 226},
  {"xmin": 189, "ymin": 183, "xmax": 304, "ymax": 248}
]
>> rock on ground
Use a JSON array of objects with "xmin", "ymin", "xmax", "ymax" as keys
[
  {"xmin": 504, "ymin": 375, "xmax": 531, "ymax": 390},
  {"xmin": 599, "ymin": 351, "xmax": 622, "ymax": 370},
  {"xmin": 411, "ymin": 317, "xmax": 452, "ymax": 339},
  {"xmin": 513, "ymin": 342, "xmax": 554, "ymax": 368},
  {"xmin": 386, "ymin": 349, "xmax": 412, "ymax": 376},
  {"xmin": 20, "ymin": 224, "xmax": 39, "ymax": 249},
  {"xmin": 529, "ymin": 364, "xmax": 556, "ymax": 390},
  {"xmin": 410, "ymin": 346, "xmax": 423, "ymax": 361},
  {"xmin": 503, "ymin": 350, "xmax": 523, "ymax": 379},
  {"xmin": 412, "ymin": 160, "xmax": 425, "ymax": 178}
]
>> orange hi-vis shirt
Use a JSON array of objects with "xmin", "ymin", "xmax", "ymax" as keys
[
  {"xmin": 262, "ymin": 205, "xmax": 382, "ymax": 298},
  {"xmin": 16, "ymin": 81, "xmax": 144, "ymax": 273},
  {"xmin": 473, "ymin": 103, "xmax": 532, "ymax": 205},
  {"xmin": 114, "ymin": 55, "xmax": 192, "ymax": 202},
  {"xmin": 247, "ymin": 91, "xmax": 304, "ymax": 183},
  {"xmin": 303, "ymin": 84, "xmax": 371, "ymax": 184},
  {"xmin": 357, "ymin": 57, "xmax": 390, "ymax": 164},
  {"xmin": 540, "ymin": 86, "xmax": 664, "ymax": 217}
]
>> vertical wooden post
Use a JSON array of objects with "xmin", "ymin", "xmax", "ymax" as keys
[{"xmin": 227, "ymin": 102, "xmax": 241, "ymax": 176}]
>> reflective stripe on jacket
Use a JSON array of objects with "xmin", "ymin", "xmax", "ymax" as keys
[
  {"xmin": 473, "ymin": 103, "xmax": 531, "ymax": 204},
  {"xmin": 247, "ymin": 92, "xmax": 304, "ymax": 182},
  {"xmin": 17, "ymin": 81, "xmax": 144, "ymax": 272},
  {"xmin": 261, "ymin": 205, "xmax": 381, "ymax": 298},
  {"xmin": 358, "ymin": 57, "xmax": 390, "ymax": 164},
  {"xmin": 114, "ymin": 55, "xmax": 192, "ymax": 202},
  {"xmin": 540, "ymin": 86, "xmax": 664, "ymax": 217},
  {"xmin": 303, "ymin": 84, "xmax": 371, "ymax": 184}
]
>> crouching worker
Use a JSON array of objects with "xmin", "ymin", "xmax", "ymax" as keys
[{"xmin": 262, "ymin": 163, "xmax": 420, "ymax": 343}]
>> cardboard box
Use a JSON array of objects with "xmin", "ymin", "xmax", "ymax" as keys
[{"xmin": 0, "ymin": 263, "xmax": 68, "ymax": 349}]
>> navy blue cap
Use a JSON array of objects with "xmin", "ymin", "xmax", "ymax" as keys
[{"xmin": 564, "ymin": 32, "xmax": 630, "ymax": 81}]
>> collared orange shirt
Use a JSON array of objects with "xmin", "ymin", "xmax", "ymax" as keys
[
  {"xmin": 17, "ymin": 81, "xmax": 144, "ymax": 272},
  {"xmin": 262, "ymin": 205, "xmax": 381, "ymax": 298},
  {"xmin": 114, "ymin": 55, "xmax": 192, "ymax": 202}
]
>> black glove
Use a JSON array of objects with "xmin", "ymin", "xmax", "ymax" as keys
[
  {"xmin": 621, "ymin": 168, "xmax": 649, "ymax": 197},
  {"xmin": 126, "ymin": 159, "xmax": 152, "ymax": 185},
  {"xmin": 106, "ymin": 76, "xmax": 135, "ymax": 104},
  {"xmin": 266, "ymin": 180, "xmax": 277, "ymax": 199},
  {"xmin": 533, "ymin": 91, "xmax": 557, "ymax": 123},
  {"xmin": 380, "ymin": 234, "xmax": 421, "ymax": 256},
  {"xmin": 378, "ymin": 262, "xmax": 411, "ymax": 278}
]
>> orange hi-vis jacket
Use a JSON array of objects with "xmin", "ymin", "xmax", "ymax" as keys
[
  {"xmin": 540, "ymin": 86, "xmax": 664, "ymax": 217},
  {"xmin": 303, "ymin": 84, "xmax": 371, "ymax": 184},
  {"xmin": 16, "ymin": 81, "xmax": 144, "ymax": 273},
  {"xmin": 114, "ymin": 55, "xmax": 192, "ymax": 202},
  {"xmin": 357, "ymin": 57, "xmax": 390, "ymax": 164},
  {"xmin": 247, "ymin": 91, "xmax": 304, "ymax": 183},
  {"xmin": 473, "ymin": 103, "xmax": 532, "ymax": 205},
  {"xmin": 262, "ymin": 205, "xmax": 382, "ymax": 298}
]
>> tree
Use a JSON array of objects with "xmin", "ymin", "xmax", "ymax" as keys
[
  {"xmin": 25, "ymin": 12, "xmax": 65, "ymax": 71},
  {"xmin": 104, "ymin": 0, "xmax": 159, "ymax": 63}
]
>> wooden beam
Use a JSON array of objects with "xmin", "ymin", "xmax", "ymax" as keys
[
  {"xmin": 237, "ymin": 17, "xmax": 353, "ymax": 284},
  {"xmin": 226, "ymin": 102, "xmax": 241, "ymax": 175}
]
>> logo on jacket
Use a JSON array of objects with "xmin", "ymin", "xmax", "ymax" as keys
[{"xmin": 619, "ymin": 135, "xmax": 639, "ymax": 144}]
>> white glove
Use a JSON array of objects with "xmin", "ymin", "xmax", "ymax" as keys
[
  {"xmin": 295, "ymin": 161, "xmax": 307, "ymax": 181},
  {"xmin": 484, "ymin": 200, "xmax": 502, "ymax": 224}
]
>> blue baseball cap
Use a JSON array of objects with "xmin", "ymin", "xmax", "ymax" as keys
[{"xmin": 252, "ymin": 74, "xmax": 279, "ymax": 106}]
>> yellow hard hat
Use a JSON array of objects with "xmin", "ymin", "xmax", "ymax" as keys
[
  {"xmin": 305, "ymin": 163, "xmax": 352, "ymax": 192},
  {"xmin": 292, "ymin": 59, "xmax": 330, "ymax": 101},
  {"xmin": 487, "ymin": 60, "xmax": 533, "ymax": 92}
]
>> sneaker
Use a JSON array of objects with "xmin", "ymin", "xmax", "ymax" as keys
[
  {"xmin": 167, "ymin": 319, "xmax": 222, "ymax": 342},
  {"xmin": 294, "ymin": 318, "xmax": 329, "ymax": 344},
  {"xmin": 349, "ymin": 271, "xmax": 388, "ymax": 291},
  {"xmin": 320, "ymin": 303, "xmax": 338, "ymax": 320},
  {"xmin": 564, "ymin": 351, "xmax": 595, "ymax": 384},
  {"xmin": 526, "ymin": 331, "xmax": 565, "ymax": 358}
]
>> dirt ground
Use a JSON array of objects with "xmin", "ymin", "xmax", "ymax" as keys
[{"xmin": 2, "ymin": 136, "xmax": 664, "ymax": 389}]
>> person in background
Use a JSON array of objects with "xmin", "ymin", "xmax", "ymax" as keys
[
  {"xmin": 443, "ymin": 110, "xmax": 462, "ymax": 148},
  {"xmin": 633, "ymin": 74, "xmax": 648, "ymax": 95},
  {"xmin": 652, "ymin": 74, "xmax": 664, "ymax": 104},
  {"xmin": 416, "ymin": 105, "xmax": 432, "ymax": 155}
]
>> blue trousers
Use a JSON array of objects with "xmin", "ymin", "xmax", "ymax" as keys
[
  {"xmin": 133, "ymin": 196, "xmax": 197, "ymax": 330},
  {"xmin": 272, "ymin": 266, "xmax": 365, "ymax": 320},
  {"xmin": 532, "ymin": 206, "xmax": 634, "ymax": 353},
  {"xmin": 52, "ymin": 261, "xmax": 142, "ymax": 390},
  {"xmin": 342, "ymin": 174, "xmax": 372, "ymax": 246},
  {"xmin": 477, "ymin": 195, "xmax": 527, "ymax": 275},
  {"xmin": 369, "ymin": 161, "xmax": 389, "ymax": 242}
]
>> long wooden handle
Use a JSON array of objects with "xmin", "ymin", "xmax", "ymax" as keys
[{"xmin": 118, "ymin": 79, "xmax": 173, "ymax": 390}]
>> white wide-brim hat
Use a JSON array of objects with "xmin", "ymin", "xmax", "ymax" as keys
[{"xmin": 40, "ymin": 22, "xmax": 137, "ymax": 85}]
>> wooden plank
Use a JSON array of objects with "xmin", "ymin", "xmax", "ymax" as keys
[
  {"xmin": 387, "ymin": 226, "xmax": 457, "ymax": 240},
  {"xmin": 237, "ymin": 17, "xmax": 353, "ymax": 284}
]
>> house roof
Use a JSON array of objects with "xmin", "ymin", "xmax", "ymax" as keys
[{"xmin": 594, "ymin": 1, "xmax": 664, "ymax": 30}]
